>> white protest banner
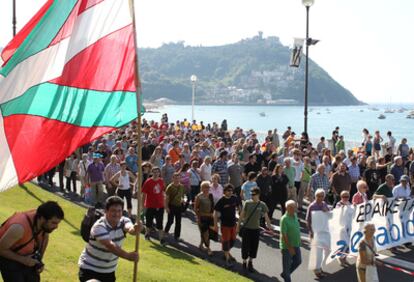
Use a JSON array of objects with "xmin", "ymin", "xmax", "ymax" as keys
[
  {"xmin": 312, "ymin": 198, "xmax": 414, "ymax": 266},
  {"xmin": 311, "ymin": 205, "xmax": 353, "ymax": 266}
]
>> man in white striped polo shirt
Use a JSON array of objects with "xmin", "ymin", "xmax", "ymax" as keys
[{"xmin": 78, "ymin": 196, "xmax": 140, "ymax": 282}]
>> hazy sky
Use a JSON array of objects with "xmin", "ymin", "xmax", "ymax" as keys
[{"xmin": 1, "ymin": 0, "xmax": 413, "ymax": 103}]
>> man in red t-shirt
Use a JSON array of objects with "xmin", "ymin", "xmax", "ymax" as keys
[{"xmin": 142, "ymin": 167, "xmax": 166, "ymax": 245}]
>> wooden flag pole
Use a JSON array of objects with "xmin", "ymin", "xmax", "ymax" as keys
[{"xmin": 130, "ymin": 0, "xmax": 143, "ymax": 281}]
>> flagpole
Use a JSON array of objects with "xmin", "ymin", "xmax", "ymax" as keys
[
  {"xmin": 12, "ymin": 0, "xmax": 17, "ymax": 36},
  {"xmin": 130, "ymin": 0, "xmax": 143, "ymax": 281}
]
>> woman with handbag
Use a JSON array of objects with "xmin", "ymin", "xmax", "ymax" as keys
[
  {"xmin": 356, "ymin": 223, "xmax": 381, "ymax": 282},
  {"xmin": 237, "ymin": 187, "xmax": 273, "ymax": 273},
  {"xmin": 194, "ymin": 181, "xmax": 214, "ymax": 256}
]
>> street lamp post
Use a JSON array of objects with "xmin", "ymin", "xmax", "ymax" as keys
[
  {"xmin": 302, "ymin": 0, "xmax": 314, "ymax": 134},
  {"xmin": 190, "ymin": 75, "xmax": 197, "ymax": 121}
]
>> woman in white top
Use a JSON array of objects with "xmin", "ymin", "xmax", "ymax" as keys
[
  {"xmin": 209, "ymin": 174, "xmax": 224, "ymax": 205},
  {"xmin": 78, "ymin": 153, "xmax": 91, "ymax": 197},
  {"xmin": 110, "ymin": 162, "xmax": 136, "ymax": 217},
  {"xmin": 200, "ymin": 156, "xmax": 212, "ymax": 181}
]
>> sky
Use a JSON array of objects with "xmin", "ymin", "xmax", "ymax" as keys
[{"xmin": 1, "ymin": 0, "xmax": 413, "ymax": 104}]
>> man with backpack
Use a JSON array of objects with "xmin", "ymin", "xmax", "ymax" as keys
[
  {"xmin": 0, "ymin": 201, "xmax": 64, "ymax": 282},
  {"xmin": 78, "ymin": 196, "xmax": 140, "ymax": 282}
]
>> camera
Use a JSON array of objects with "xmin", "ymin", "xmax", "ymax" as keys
[{"xmin": 32, "ymin": 250, "xmax": 44, "ymax": 270}]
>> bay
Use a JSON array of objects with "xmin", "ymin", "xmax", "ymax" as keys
[{"xmin": 144, "ymin": 104, "xmax": 414, "ymax": 147}]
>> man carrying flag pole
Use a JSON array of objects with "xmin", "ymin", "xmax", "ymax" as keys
[{"xmin": 130, "ymin": 0, "xmax": 144, "ymax": 280}]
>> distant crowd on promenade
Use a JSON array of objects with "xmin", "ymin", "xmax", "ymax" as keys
[{"xmin": 32, "ymin": 114, "xmax": 414, "ymax": 282}]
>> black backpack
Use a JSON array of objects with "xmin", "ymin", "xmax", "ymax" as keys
[{"xmin": 80, "ymin": 207, "xmax": 104, "ymax": 242}]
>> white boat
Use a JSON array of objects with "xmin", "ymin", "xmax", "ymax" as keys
[
  {"xmin": 378, "ymin": 114, "xmax": 386, "ymax": 119},
  {"xmin": 406, "ymin": 114, "xmax": 414, "ymax": 119}
]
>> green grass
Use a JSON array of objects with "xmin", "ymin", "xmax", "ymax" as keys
[{"xmin": 0, "ymin": 183, "xmax": 250, "ymax": 282}]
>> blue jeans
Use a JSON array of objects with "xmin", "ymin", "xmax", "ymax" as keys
[{"xmin": 281, "ymin": 247, "xmax": 302, "ymax": 282}]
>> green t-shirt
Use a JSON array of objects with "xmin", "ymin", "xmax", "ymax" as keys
[
  {"xmin": 279, "ymin": 213, "xmax": 301, "ymax": 249},
  {"xmin": 302, "ymin": 164, "xmax": 312, "ymax": 183},
  {"xmin": 336, "ymin": 140, "xmax": 345, "ymax": 151},
  {"xmin": 165, "ymin": 183, "xmax": 185, "ymax": 207},
  {"xmin": 375, "ymin": 183, "xmax": 393, "ymax": 198},
  {"xmin": 284, "ymin": 167, "xmax": 295, "ymax": 187},
  {"xmin": 242, "ymin": 200, "xmax": 268, "ymax": 230}
]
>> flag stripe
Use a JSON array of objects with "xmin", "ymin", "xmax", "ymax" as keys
[
  {"xmin": 1, "ymin": 83, "xmax": 137, "ymax": 128},
  {"xmin": 50, "ymin": 25, "xmax": 135, "ymax": 92},
  {"xmin": 0, "ymin": 0, "xmax": 133, "ymax": 105},
  {"xmin": 1, "ymin": 0, "xmax": 54, "ymax": 65},
  {"xmin": 0, "ymin": 0, "xmax": 79, "ymax": 77},
  {"xmin": 49, "ymin": 0, "xmax": 106, "ymax": 47},
  {"xmin": 3, "ymin": 114, "xmax": 117, "ymax": 183},
  {"xmin": 0, "ymin": 112, "xmax": 18, "ymax": 191}
]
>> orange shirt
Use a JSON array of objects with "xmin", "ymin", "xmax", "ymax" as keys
[
  {"xmin": 168, "ymin": 147, "xmax": 181, "ymax": 164},
  {"xmin": 0, "ymin": 210, "xmax": 45, "ymax": 256}
]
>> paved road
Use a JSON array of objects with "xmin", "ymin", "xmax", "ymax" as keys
[{"xmin": 42, "ymin": 179, "xmax": 414, "ymax": 282}]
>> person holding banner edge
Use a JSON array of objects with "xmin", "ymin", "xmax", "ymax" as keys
[{"xmin": 306, "ymin": 188, "xmax": 330, "ymax": 278}]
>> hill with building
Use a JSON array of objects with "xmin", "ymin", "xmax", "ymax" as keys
[{"xmin": 138, "ymin": 33, "xmax": 363, "ymax": 106}]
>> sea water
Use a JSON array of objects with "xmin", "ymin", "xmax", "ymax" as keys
[{"xmin": 143, "ymin": 104, "xmax": 414, "ymax": 147}]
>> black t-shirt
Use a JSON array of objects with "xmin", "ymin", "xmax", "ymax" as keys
[
  {"xmin": 256, "ymin": 174, "xmax": 272, "ymax": 198},
  {"xmin": 214, "ymin": 195, "xmax": 240, "ymax": 227},
  {"xmin": 363, "ymin": 168, "xmax": 380, "ymax": 194},
  {"xmin": 271, "ymin": 174, "xmax": 289, "ymax": 199},
  {"xmin": 268, "ymin": 160, "xmax": 277, "ymax": 173},
  {"xmin": 244, "ymin": 162, "xmax": 261, "ymax": 175}
]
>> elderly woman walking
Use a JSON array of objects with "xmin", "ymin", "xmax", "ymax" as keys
[{"xmin": 356, "ymin": 223, "xmax": 381, "ymax": 282}]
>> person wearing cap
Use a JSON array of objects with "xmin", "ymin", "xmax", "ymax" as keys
[
  {"xmin": 392, "ymin": 175, "xmax": 411, "ymax": 198},
  {"xmin": 86, "ymin": 153, "xmax": 105, "ymax": 206},
  {"xmin": 391, "ymin": 156, "xmax": 404, "ymax": 185}
]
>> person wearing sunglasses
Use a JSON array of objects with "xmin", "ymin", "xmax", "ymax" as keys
[{"xmin": 237, "ymin": 187, "xmax": 273, "ymax": 273}]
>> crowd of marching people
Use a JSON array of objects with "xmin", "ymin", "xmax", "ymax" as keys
[{"xmin": 35, "ymin": 114, "xmax": 414, "ymax": 282}]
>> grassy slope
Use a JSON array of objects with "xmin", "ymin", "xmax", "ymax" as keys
[{"xmin": 0, "ymin": 183, "xmax": 250, "ymax": 282}]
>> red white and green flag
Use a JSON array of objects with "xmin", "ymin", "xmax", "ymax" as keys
[{"xmin": 0, "ymin": 0, "xmax": 139, "ymax": 191}]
